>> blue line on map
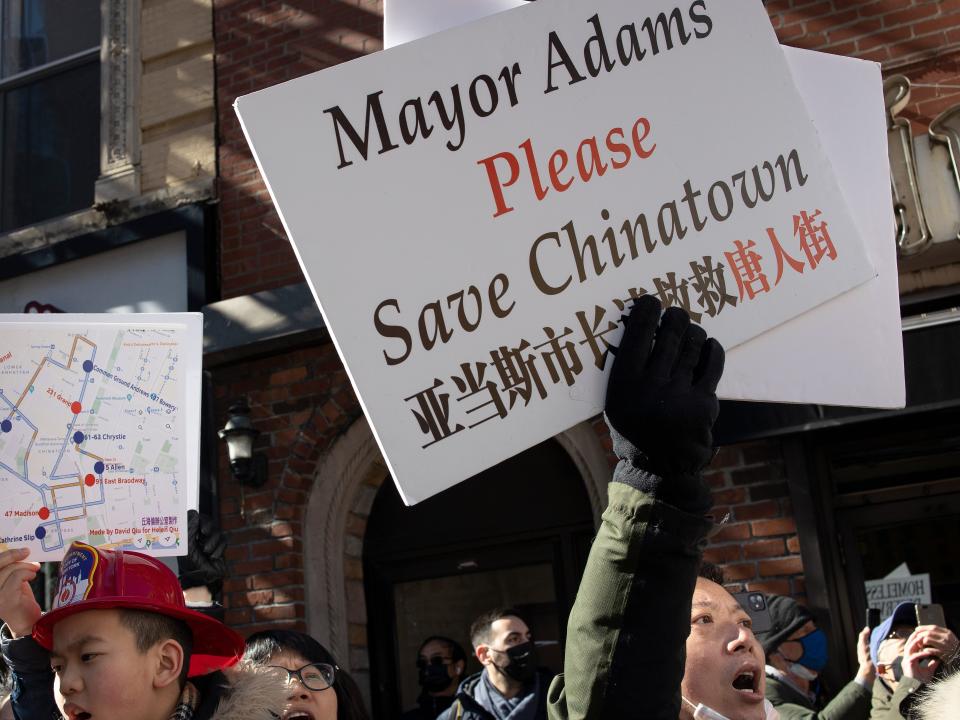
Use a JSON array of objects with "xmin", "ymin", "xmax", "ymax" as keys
[{"xmin": 35, "ymin": 344, "xmax": 101, "ymax": 552}]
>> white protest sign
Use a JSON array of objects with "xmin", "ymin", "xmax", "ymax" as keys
[
  {"xmin": 385, "ymin": 1, "xmax": 905, "ymax": 409},
  {"xmin": 236, "ymin": 0, "xmax": 875, "ymax": 503},
  {"xmin": 866, "ymin": 563, "xmax": 932, "ymax": 618},
  {"xmin": 722, "ymin": 48, "xmax": 903, "ymax": 407},
  {"xmin": 0, "ymin": 314, "xmax": 202, "ymax": 560}
]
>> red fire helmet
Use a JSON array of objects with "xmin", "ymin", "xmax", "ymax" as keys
[{"xmin": 33, "ymin": 542, "xmax": 244, "ymax": 677}]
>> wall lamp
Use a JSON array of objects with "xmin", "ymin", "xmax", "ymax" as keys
[{"xmin": 218, "ymin": 398, "xmax": 267, "ymax": 487}]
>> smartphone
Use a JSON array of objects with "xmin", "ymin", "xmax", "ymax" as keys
[
  {"xmin": 734, "ymin": 591, "xmax": 773, "ymax": 634},
  {"xmin": 867, "ymin": 607, "xmax": 881, "ymax": 630},
  {"xmin": 915, "ymin": 603, "xmax": 947, "ymax": 628}
]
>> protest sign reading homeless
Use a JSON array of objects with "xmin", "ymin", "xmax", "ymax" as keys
[{"xmin": 236, "ymin": 0, "xmax": 876, "ymax": 503}]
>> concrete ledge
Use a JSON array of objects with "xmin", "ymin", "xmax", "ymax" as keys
[{"xmin": 202, "ymin": 282, "xmax": 328, "ymax": 365}]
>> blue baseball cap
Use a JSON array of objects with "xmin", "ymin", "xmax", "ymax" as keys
[{"xmin": 869, "ymin": 602, "xmax": 916, "ymax": 665}]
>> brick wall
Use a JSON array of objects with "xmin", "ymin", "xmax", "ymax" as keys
[
  {"xmin": 767, "ymin": 0, "xmax": 960, "ymax": 135},
  {"xmin": 704, "ymin": 442, "xmax": 806, "ymax": 600},
  {"xmin": 213, "ymin": 343, "xmax": 363, "ymax": 634},
  {"xmin": 590, "ymin": 417, "xmax": 805, "ymax": 599},
  {"xmin": 209, "ymin": 0, "xmax": 960, "ymax": 652},
  {"xmin": 213, "ymin": 0, "xmax": 960, "ymax": 296},
  {"xmin": 215, "ymin": 0, "xmax": 383, "ymax": 298}
]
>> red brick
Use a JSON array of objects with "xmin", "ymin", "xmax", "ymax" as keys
[
  {"xmin": 225, "ymin": 608, "xmax": 252, "ymax": 625},
  {"xmin": 711, "ymin": 447, "xmax": 741, "ymax": 469},
  {"xmin": 253, "ymin": 604, "xmax": 301, "ymax": 621},
  {"xmin": 274, "ymin": 587, "xmax": 305, "ymax": 604},
  {"xmin": 704, "ymin": 471, "xmax": 728, "ymax": 489},
  {"xmin": 349, "ymin": 623, "xmax": 368, "ymax": 645},
  {"xmin": 749, "ymin": 482, "xmax": 789, "ymax": 501},
  {"xmin": 703, "ymin": 545, "xmax": 742, "ymax": 564},
  {"xmin": 711, "ymin": 522, "xmax": 752, "ymax": 542},
  {"xmin": 882, "ymin": 5, "xmax": 939, "ymax": 28},
  {"xmin": 734, "ymin": 501, "xmax": 779, "ymax": 521},
  {"xmin": 745, "ymin": 579, "xmax": 791, "ymax": 596},
  {"xmin": 731, "ymin": 465, "xmax": 782, "ymax": 486},
  {"xmin": 713, "ymin": 487, "xmax": 748, "ymax": 505},
  {"xmin": 240, "ymin": 589, "xmax": 274, "ymax": 607},
  {"xmin": 743, "ymin": 539, "xmax": 786, "ymax": 559},
  {"xmin": 232, "ymin": 557, "xmax": 274, "ymax": 575},
  {"xmin": 751, "ymin": 518, "xmax": 797, "ymax": 537},
  {"xmin": 759, "ymin": 557, "xmax": 805, "ymax": 577},
  {"xmin": 241, "ymin": 492, "xmax": 274, "ymax": 511},
  {"xmin": 337, "ymin": 557, "xmax": 362, "ymax": 583},
  {"xmin": 786, "ymin": 536, "xmax": 801, "ymax": 553},
  {"xmin": 269, "ymin": 521, "xmax": 295, "ymax": 538},
  {"xmin": 721, "ymin": 563, "xmax": 758, "ymax": 582},
  {"xmin": 249, "ymin": 539, "xmax": 289, "ymax": 558}
]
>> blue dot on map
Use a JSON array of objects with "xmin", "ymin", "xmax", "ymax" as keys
[
  {"xmin": 35, "ymin": 526, "xmax": 46, "ymax": 540},
  {"xmin": 94, "ymin": 461, "xmax": 105, "ymax": 474},
  {"xmin": 73, "ymin": 431, "xmax": 85, "ymax": 444},
  {"xmin": 82, "ymin": 360, "xmax": 93, "ymax": 373},
  {"xmin": 0, "ymin": 420, "xmax": 11, "ymax": 433}
]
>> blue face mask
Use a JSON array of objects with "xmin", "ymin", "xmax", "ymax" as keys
[{"xmin": 796, "ymin": 628, "xmax": 829, "ymax": 672}]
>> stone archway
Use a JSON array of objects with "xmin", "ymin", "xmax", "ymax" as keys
[{"xmin": 303, "ymin": 416, "xmax": 612, "ymax": 700}]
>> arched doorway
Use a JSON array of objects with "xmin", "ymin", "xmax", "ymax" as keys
[{"xmin": 363, "ymin": 438, "xmax": 595, "ymax": 719}]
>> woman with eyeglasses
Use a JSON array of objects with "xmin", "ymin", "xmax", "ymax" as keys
[{"xmin": 244, "ymin": 629, "xmax": 370, "ymax": 720}]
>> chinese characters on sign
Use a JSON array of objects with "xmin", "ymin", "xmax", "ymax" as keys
[{"xmin": 406, "ymin": 211, "xmax": 838, "ymax": 449}]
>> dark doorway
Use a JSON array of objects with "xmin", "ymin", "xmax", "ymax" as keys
[
  {"xmin": 789, "ymin": 408, "xmax": 960, "ymax": 690},
  {"xmin": 363, "ymin": 439, "xmax": 595, "ymax": 720}
]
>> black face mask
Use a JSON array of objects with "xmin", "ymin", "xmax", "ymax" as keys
[
  {"xmin": 496, "ymin": 641, "xmax": 538, "ymax": 684},
  {"xmin": 418, "ymin": 658, "xmax": 455, "ymax": 692}
]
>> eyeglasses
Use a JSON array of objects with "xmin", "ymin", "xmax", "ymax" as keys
[
  {"xmin": 268, "ymin": 662, "xmax": 337, "ymax": 691},
  {"xmin": 885, "ymin": 627, "xmax": 913, "ymax": 641},
  {"xmin": 416, "ymin": 655, "xmax": 454, "ymax": 670}
]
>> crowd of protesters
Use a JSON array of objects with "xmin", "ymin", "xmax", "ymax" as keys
[{"xmin": 0, "ymin": 299, "xmax": 958, "ymax": 720}]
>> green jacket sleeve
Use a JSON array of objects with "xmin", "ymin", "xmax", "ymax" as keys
[
  {"xmin": 772, "ymin": 680, "xmax": 871, "ymax": 720},
  {"xmin": 868, "ymin": 677, "xmax": 922, "ymax": 720},
  {"xmin": 547, "ymin": 480, "xmax": 712, "ymax": 720}
]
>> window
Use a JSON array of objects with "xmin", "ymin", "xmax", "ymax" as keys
[{"xmin": 0, "ymin": 0, "xmax": 100, "ymax": 232}]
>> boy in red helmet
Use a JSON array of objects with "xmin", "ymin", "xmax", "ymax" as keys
[{"xmin": 0, "ymin": 541, "xmax": 285, "ymax": 720}]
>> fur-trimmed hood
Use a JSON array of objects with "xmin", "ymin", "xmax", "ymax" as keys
[
  {"xmin": 193, "ymin": 663, "xmax": 289, "ymax": 720},
  {"xmin": 915, "ymin": 671, "xmax": 960, "ymax": 720}
]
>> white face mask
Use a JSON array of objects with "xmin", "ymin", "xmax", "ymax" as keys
[
  {"xmin": 787, "ymin": 662, "xmax": 818, "ymax": 682},
  {"xmin": 681, "ymin": 697, "xmax": 779, "ymax": 720}
]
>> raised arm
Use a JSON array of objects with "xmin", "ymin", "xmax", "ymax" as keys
[{"xmin": 548, "ymin": 297, "xmax": 723, "ymax": 720}]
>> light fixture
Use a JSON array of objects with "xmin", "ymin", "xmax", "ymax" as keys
[{"xmin": 218, "ymin": 398, "xmax": 267, "ymax": 487}]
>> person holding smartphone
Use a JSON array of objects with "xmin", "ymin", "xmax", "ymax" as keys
[
  {"xmin": 868, "ymin": 602, "xmax": 959, "ymax": 720},
  {"xmin": 755, "ymin": 595, "xmax": 875, "ymax": 719}
]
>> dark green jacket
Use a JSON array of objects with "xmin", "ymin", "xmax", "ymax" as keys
[
  {"xmin": 765, "ymin": 674, "xmax": 871, "ymax": 720},
  {"xmin": 870, "ymin": 677, "xmax": 923, "ymax": 720},
  {"xmin": 546, "ymin": 480, "xmax": 712, "ymax": 720}
]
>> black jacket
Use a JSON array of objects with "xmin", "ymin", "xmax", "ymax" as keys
[{"xmin": 401, "ymin": 691, "xmax": 456, "ymax": 720}]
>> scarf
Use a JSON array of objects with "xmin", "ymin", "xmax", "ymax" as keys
[
  {"xmin": 170, "ymin": 682, "xmax": 201, "ymax": 720},
  {"xmin": 473, "ymin": 672, "xmax": 540, "ymax": 720}
]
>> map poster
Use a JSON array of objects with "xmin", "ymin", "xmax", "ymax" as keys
[{"xmin": 0, "ymin": 314, "xmax": 202, "ymax": 560}]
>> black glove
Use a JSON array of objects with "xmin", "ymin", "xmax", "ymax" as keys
[
  {"xmin": 178, "ymin": 509, "xmax": 227, "ymax": 595},
  {"xmin": 605, "ymin": 296, "xmax": 724, "ymax": 509}
]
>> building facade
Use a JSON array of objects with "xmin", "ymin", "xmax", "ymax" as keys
[
  {"xmin": 2, "ymin": 1, "xmax": 959, "ymax": 717},
  {"xmin": 208, "ymin": 1, "xmax": 960, "ymax": 712}
]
